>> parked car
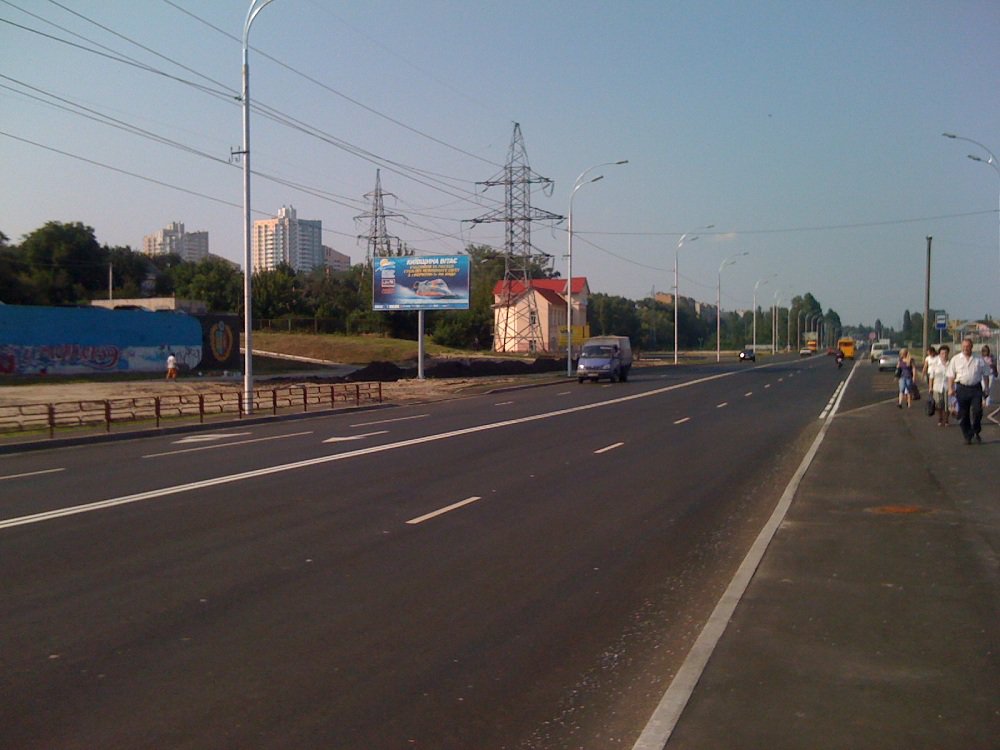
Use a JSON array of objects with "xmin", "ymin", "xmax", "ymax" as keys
[
  {"xmin": 878, "ymin": 349, "xmax": 900, "ymax": 372},
  {"xmin": 739, "ymin": 349, "xmax": 756, "ymax": 362},
  {"xmin": 799, "ymin": 347, "xmax": 813, "ymax": 356}
]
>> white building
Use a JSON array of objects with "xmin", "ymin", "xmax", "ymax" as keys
[
  {"xmin": 142, "ymin": 222, "xmax": 209, "ymax": 263},
  {"xmin": 252, "ymin": 205, "xmax": 324, "ymax": 274}
]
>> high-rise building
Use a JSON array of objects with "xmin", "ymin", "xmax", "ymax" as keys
[
  {"xmin": 252, "ymin": 205, "xmax": 324, "ymax": 273},
  {"xmin": 142, "ymin": 222, "xmax": 209, "ymax": 262},
  {"xmin": 324, "ymin": 246, "xmax": 351, "ymax": 272}
]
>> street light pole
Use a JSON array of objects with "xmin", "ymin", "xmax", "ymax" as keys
[
  {"xmin": 566, "ymin": 160, "xmax": 627, "ymax": 377},
  {"xmin": 752, "ymin": 275, "xmax": 774, "ymax": 354},
  {"xmin": 674, "ymin": 224, "xmax": 714, "ymax": 365},
  {"xmin": 717, "ymin": 251, "xmax": 748, "ymax": 362},
  {"xmin": 241, "ymin": 0, "xmax": 276, "ymax": 415},
  {"xmin": 943, "ymin": 133, "xmax": 1000, "ymax": 278}
]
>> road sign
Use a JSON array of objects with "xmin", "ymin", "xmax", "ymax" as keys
[{"xmin": 935, "ymin": 312, "xmax": 948, "ymax": 331}]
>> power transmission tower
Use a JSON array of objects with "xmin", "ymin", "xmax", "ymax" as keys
[
  {"xmin": 356, "ymin": 169, "xmax": 411, "ymax": 265},
  {"xmin": 469, "ymin": 123, "xmax": 563, "ymax": 352}
]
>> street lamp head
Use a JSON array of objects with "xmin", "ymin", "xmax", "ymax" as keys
[
  {"xmin": 591, "ymin": 175, "xmax": 605, "ymax": 183},
  {"xmin": 942, "ymin": 132, "xmax": 957, "ymax": 139},
  {"xmin": 614, "ymin": 160, "xmax": 629, "ymax": 165}
]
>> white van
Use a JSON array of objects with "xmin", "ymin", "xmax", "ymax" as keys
[{"xmin": 576, "ymin": 336, "xmax": 633, "ymax": 383}]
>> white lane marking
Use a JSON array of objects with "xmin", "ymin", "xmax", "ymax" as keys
[
  {"xmin": 0, "ymin": 467, "xmax": 66, "ymax": 482},
  {"xmin": 494, "ymin": 401, "xmax": 514, "ymax": 406},
  {"xmin": 557, "ymin": 391, "xmax": 572, "ymax": 396},
  {"xmin": 143, "ymin": 431, "xmax": 313, "ymax": 458},
  {"xmin": 819, "ymin": 380, "xmax": 847, "ymax": 420},
  {"xmin": 0, "ymin": 369, "xmax": 739, "ymax": 531},
  {"xmin": 322, "ymin": 430, "xmax": 388, "ymax": 444},
  {"xmin": 633, "ymin": 354, "xmax": 860, "ymax": 749},
  {"xmin": 594, "ymin": 442, "xmax": 624, "ymax": 454},
  {"xmin": 406, "ymin": 496, "xmax": 481, "ymax": 525},
  {"xmin": 744, "ymin": 392, "xmax": 753, "ymax": 397},
  {"xmin": 716, "ymin": 402, "xmax": 728, "ymax": 408},
  {"xmin": 764, "ymin": 384, "xmax": 771, "ymax": 389},
  {"xmin": 673, "ymin": 417, "xmax": 691, "ymax": 425},
  {"xmin": 173, "ymin": 432, "xmax": 251, "ymax": 444},
  {"xmin": 987, "ymin": 405, "xmax": 1000, "ymax": 426},
  {"xmin": 778, "ymin": 378, "xmax": 784, "ymax": 382},
  {"xmin": 350, "ymin": 414, "xmax": 428, "ymax": 427}
]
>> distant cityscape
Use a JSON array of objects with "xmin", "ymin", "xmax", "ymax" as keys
[{"xmin": 141, "ymin": 205, "xmax": 350, "ymax": 274}]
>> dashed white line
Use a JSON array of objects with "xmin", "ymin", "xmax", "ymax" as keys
[
  {"xmin": 322, "ymin": 430, "xmax": 389, "ymax": 443},
  {"xmin": 143, "ymin": 431, "xmax": 314, "ymax": 458},
  {"xmin": 716, "ymin": 402, "xmax": 728, "ymax": 408},
  {"xmin": 674, "ymin": 417, "xmax": 691, "ymax": 425},
  {"xmin": 494, "ymin": 401, "xmax": 514, "ymax": 406},
  {"xmin": 744, "ymin": 392, "xmax": 753, "ymax": 397},
  {"xmin": 0, "ymin": 467, "xmax": 66, "ymax": 482},
  {"xmin": 350, "ymin": 414, "xmax": 428, "ymax": 427},
  {"xmin": 406, "ymin": 496, "xmax": 482, "ymax": 525},
  {"xmin": 557, "ymin": 391, "xmax": 572, "ymax": 396},
  {"xmin": 764, "ymin": 384, "xmax": 771, "ymax": 389},
  {"xmin": 594, "ymin": 442, "xmax": 625, "ymax": 454}
]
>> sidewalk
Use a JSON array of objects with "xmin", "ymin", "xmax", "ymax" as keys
[{"xmin": 664, "ymin": 388, "xmax": 1000, "ymax": 748}]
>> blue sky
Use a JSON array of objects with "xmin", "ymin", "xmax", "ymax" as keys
[{"xmin": 2, "ymin": 0, "xmax": 997, "ymax": 328}]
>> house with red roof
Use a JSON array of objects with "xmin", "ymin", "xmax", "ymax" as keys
[{"xmin": 491, "ymin": 277, "xmax": 590, "ymax": 353}]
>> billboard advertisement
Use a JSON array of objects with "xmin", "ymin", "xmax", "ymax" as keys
[{"xmin": 372, "ymin": 255, "xmax": 470, "ymax": 311}]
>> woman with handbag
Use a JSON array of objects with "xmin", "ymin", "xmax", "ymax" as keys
[
  {"xmin": 897, "ymin": 348, "xmax": 916, "ymax": 408},
  {"xmin": 928, "ymin": 345, "xmax": 950, "ymax": 426}
]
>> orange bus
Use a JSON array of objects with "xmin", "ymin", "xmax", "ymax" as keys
[{"xmin": 836, "ymin": 337, "xmax": 855, "ymax": 359}]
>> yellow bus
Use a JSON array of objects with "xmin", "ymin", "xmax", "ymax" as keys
[{"xmin": 836, "ymin": 337, "xmax": 855, "ymax": 359}]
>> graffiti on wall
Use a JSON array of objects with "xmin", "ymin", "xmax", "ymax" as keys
[{"xmin": 0, "ymin": 305, "xmax": 204, "ymax": 376}]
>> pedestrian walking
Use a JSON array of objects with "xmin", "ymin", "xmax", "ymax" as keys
[
  {"xmin": 982, "ymin": 344, "xmax": 997, "ymax": 406},
  {"xmin": 946, "ymin": 338, "xmax": 989, "ymax": 444},
  {"xmin": 920, "ymin": 345, "xmax": 938, "ymax": 384},
  {"xmin": 896, "ymin": 347, "xmax": 916, "ymax": 408},
  {"xmin": 928, "ymin": 344, "xmax": 950, "ymax": 426},
  {"xmin": 166, "ymin": 352, "xmax": 178, "ymax": 380}
]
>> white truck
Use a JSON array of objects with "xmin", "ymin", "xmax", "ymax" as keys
[{"xmin": 576, "ymin": 336, "xmax": 633, "ymax": 383}]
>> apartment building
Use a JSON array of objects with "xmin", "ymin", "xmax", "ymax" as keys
[
  {"xmin": 142, "ymin": 222, "xmax": 209, "ymax": 263},
  {"xmin": 252, "ymin": 205, "xmax": 324, "ymax": 274}
]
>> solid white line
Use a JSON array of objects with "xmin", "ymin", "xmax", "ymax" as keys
[
  {"xmin": 594, "ymin": 442, "xmax": 624, "ymax": 454},
  {"xmin": 632, "ymin": 355, "xmax": 859, "ymax": 749},
  {"xmin": 673, "ymin": 417, "xmax": 691, "ymax": 425},
  {"xmin": 406, "ymin": 496, "xmax": 482, "ymax": 525},
  {"xmin": 350, "ymin": 413, "xmax": 428, "ymax": 427},
  {"xmin": 143, "ymin": 431, "xmax": 313, "ymax": 458},
  {"xmin": 716, "ymin": 402, "xmax": 728, "ymax": 408},
  {"xmin": 0, "ymin": 369, "xmax": 739, "ymax": 532},
  {"xmin": 0, "ymin": 467, "xmax": 66, "ymax": 482}
]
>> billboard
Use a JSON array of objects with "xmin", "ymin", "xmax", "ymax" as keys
[{"xmin": 372, "ymin": 256, "xmax": 470, "ymax": 311}]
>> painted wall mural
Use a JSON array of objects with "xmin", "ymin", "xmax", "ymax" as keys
[{"xmin": 0, "ymin": 305, "xmax": 205, "ymax": 375}]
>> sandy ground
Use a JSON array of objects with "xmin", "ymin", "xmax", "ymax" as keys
[{"xmin": 0, "ymin": 371, "xmax": 563, "ymax": 408}]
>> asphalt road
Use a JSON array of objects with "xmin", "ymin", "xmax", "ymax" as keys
[{"xmin": 0, "ymin": 354, "xmax": 866, "ymax": 749}]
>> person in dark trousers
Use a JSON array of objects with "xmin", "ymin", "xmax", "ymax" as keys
[{"xmin": 946, "ymin": 337, "xmax": 990, "ymax": 444}]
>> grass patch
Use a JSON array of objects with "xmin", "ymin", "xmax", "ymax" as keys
[{"xmin": 252, "ymin": 332, "xmax": 471, "ymax": 364}]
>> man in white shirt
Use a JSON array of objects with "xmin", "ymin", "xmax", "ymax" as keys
[{"xmin": 946, "ymin": 337, "xmax": 990, "ymax": 444}]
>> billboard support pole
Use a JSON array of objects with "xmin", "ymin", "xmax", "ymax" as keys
[{"xmin": 418, "ymin": 310, "xmax": 425, "ymax": 380}]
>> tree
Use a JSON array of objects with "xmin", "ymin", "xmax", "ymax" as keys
[
  {"xmin": 170, "ymin": 256, "xmax": 243, "ymax": 313},
  {"xmin": 17, "ymin": 221, "xmax": 107, "ymax": 304},
  {"xmin": 252, "ymin": 264, "xmax": 301, "ymax": 320},
  {"xmin": 588, "ymin": 293, "xmax": 641, "ymax": 341}
]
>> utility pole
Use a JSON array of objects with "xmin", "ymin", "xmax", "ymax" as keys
[
  {"xmin": 923, "ymin": 236, "xmax": 932, "ymax": 356},
  {"xmin": 469, "ymin": 123, "xmax": 563, "ymax": 353}
]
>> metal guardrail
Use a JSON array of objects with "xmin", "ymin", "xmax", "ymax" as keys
[{"xmin": 0, "ymin": 381, "xmax": 383, "ymax": 440}]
